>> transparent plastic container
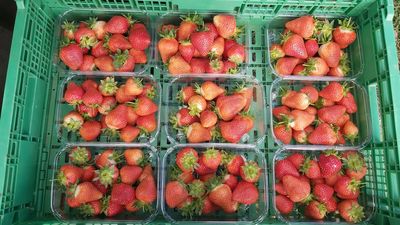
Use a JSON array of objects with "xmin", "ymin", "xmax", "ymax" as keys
[
  {"xmin": 53, "ymin": 9, "xmax": 154, "ymax": 75},
  {"xmin": 272, "ymin": 148, "xmax": 376, "ymax": 224},
  {"xmin": 160, "ymin": 143, "xmax": 268, "ymax": 224},
  {"xmin": 270, "ymin": 77, "xmax": 371, "ymax": 149},
  {"xmin": 50, "ymin": 144, "xmax": 159, "ymax": 223},
  {"xmin": 56, "ymin": 72, "xmax": 161, "ymax": 145},
  {"xmin": 165, "ymin": 74, "xmax": 266, "ymax": 145},
  {"xmin": 154, "ymin": 12, "xmax": 249, "ymax": 77},
  {"xmin": 266, "ymin": 16, "xmax": 363, "ymax": 79}
]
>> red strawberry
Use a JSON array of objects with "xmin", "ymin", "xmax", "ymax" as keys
[
  {"xmin": 216, "ymin": 94, "xmax": 246, "ymax": 121},
  {"xmin": 165, "ymin": 181, "xmax": 188, "ymax": 208},
  {"xmin": 319, "ymin": 82, "xmax": 346, "ymax": 102},
  {"xmin": 205, "ymin": 22, "xmax": 218, "ymax": 40},
  {"xmin": 324, "ymin": 197, "xmax": 337, "ymax": 212},
  {"xmin": 333, "ymin": 18, "xmax": 357, "ymax": 47},
  {"xmin": 209, "ymin": 184, "xmax": 233, "ymax": 210},
  {"xmin": 315, "ymin": 97, "xmax": 335, "ymax": 109},
  {"xmin": 79, "ymin": 55, "xmax": 95, "ymax": 71},
  {"xmin": 62, "ymin": 21, "xmax": 77, "ymax": 40},
  {"xmin": 313, "ymin": 183, "xmax": 334, "ymax": 202},
  {"xmin": 123, "ymin": 148, "xmax": 143, "ymax": 166},
  {"xmin": 186, "ymin": 122, "xmax": 212, "ymax": 143},
  {"xmin": 73, "ymin": 182, "xmax": 103, "ymax": 204},
  {"xmin": 275, "ymin": 158, "xmax": 299, "ymax": 180},
  {"xmin": 233, "ymin": 114, "xmax": 254, "ymax": 133},
  {"xmin": 213, "ymin": 14, "xmax": 236, "ymax": 38},
  {"xmin": 318, "ymin": 105, "xmax": 346, "ymax": 124},
  {"xmin": 209, "ymin": 36, "xmax": 225, "ymax": 58},
  {"xmin": 224, "ymin": 39, "xmax": 237, "ymax": 57},
  {"xmin": 305, "ymin": 39, "xmax": 319, "ymax": 57},
  {"xmin": 176, "ymin": 147, "xmax": 199, "ymax": 172},
  {"xmin": 81, "ymin": 165, "xmax": 95, "ymax": 182},
  {"xmin": 113, "ymin": 50, "xmax": 135, "ymax": 72},
  {"xmin": 285, "ymin": 16, "xmax": 314, "ymax": 39},
  {"xmin": 334, "ymin": 176, "xmax": 360, "ymax": 199},
  {"xmin": 94, "ymin": 165, "xmax": 119, "ymax": 187},
  {"xmin": 232, "ymin": 181, "xmax": 259, "ymax": 205},
  {"xmin": 303, "ymin": 57, "xmax": 329, "ymax": 76},
  {"xmin": 336, "ymin": 130, "xmax": 346, "ymax": 145},
  {"xmin": 205, "ymin": 58, "xmax": 224, "ymax": 74},
  {"xmin": 120, "ymin": 125, "xmax": 140, "ymax": 142},
  {"xmin": 158, "ymin": 28, "xmax": 179, "ymax": 63},
  {"xmin": 108, "ymin": 34, "xmax": 132, "ymax": 52},
  {"xmin": 324, "ymin": 173, "xmax": 342, "ymax": 186},
  {"xmin": 226, "ymin": 154, "xmax": 245, "ymax": 176},
  {"xmin": 202, "ymin": 196, "xmax": 218, "ymax": 214},
  {"xmin": 286, "ymin": 153, "xmax": 305, "ymax": 170},
  {"xmin": 318, "ymin": 151, "xmax": 343, "ymax": 178},
  {"xmin": 63, "ymin": 111, "xmax": 84, "ymax": 132},
  {"xmin": 283, "ymin": 109, "xmax": 315, "ymax": 131},
  {"xmin": 60, "ymin": 44, "xmax": 84, "ymax": 70},
  {"xmin": 168, "ymin": 53, "xmax": 191, "ymax": 75},
  {"xmin": 128, "ymin": 25, "xmax": 151, "ymax": 50},
  {"xmin": 103, "ymin": 196, "xmax": 124, "ymax": 217},
  {"xmin": 105, "ymin": 15, "xmax": 131, "ymax": 34},
  {"xmin": 188, "ymin": 95, "xmax": 207, "ymax": 116},
  {"xmin": 318, "ymin": 42, "xmax": 341, "ymax": 67},
  {"xmin": 305, "ymin": 200, "xmax": 327, "ymax": 220},
  {"xmin": 275, "ymin": 194, "xmax": 294, "ymax": 214},
  {"xmin": 82, "ymin": 87, "xmax": 103, "ymax": 108},
  {"xmin": 274, "ymin": 124, "xmax": 292, "ymax": 144},
  {"xmin": 338, "ymin": 92, "xmax": 357, "ymax": 114},
  {"xmin": 196, "ymin": 158, "xmax": 216, "ymax": 176},
  {"xmin": 223, "ymin": 60, "xmax": 238, "ymax": 74},
  {"xmin": 281, "ymin": 33, "xmax": 308, "ymax": 59},
  {"xmin": 273, "ymin": 106, "xmax": 291, "ymax": 120},
  {"xmin": 94, "ymin": 55, "xmax": 114, "ymax": 71},
  {"xmin": 92, "ymin": 180, "xmax": 108, "ymax": 195},
  {"xmin": 78, "ymin": 200, "xmax": 102, "ymax": 217},
  {"xmin": 178, "ymin": 40, "xmax": 195, "ymax": 63},
  {"xmin": 57, "ymin": 165, "xmax": 83, "ymax": 187},
  {"xmin": 292, "ymin": 64, "xmax": 307, "ymax": 75},
  {"xmin": 220, "ymin": 119, "xmax": 248, "ymax": 143},
  {"xmin": 105, "ymin": 104, "xmax": 128, "ymax": 130},
  {"xmin": 115, "ymin": 85, "xmax": 135, "ymax": 103},
  {"xmin": 282, "ymin": 175, "xmax": 311, "ymax": 202},
  {"xmin": 171, "ymin": 167, "xmax": 194, "ymax": 184},
  {"xmin": 177, "ymin": 13, "xmax": 202, "ymax": 41},
  {"xmin": 97, "ymin": 77, "xmax": 117, "ymax": 97},
  {"xmin": 227, "ymin": 43, "xmax": 245, "ymax": 64},
  {"xmin": 138, "ymin": 83, "xmax": 155, "ymax": 99},
  {"xmin": 172, "ymin": 108, "xmax": 199, "ymax": 128},
  {"xmin": 139, "ymin": 165, "xmax": 153, "ymax": 182},
  {"xmin": 308, "ymin": 123, "xmax": 337, "ymax": 145},
  {"xmin": 69, "ymin": 147, "xmax": 91, "ymax": 166},
  {"xmin": 200, "ymin": 110, "xmax": 218, "ymax": 128},
  {"xmin": 275, "ymin": 57, "xmax": 298, "ymax": 76},
  {"xmin": 281, "ymin": 90, "xmax": 310, "ymax": 110},
  {"xmin": 111, "ymin": 183, "xmax": 135, "ymax": 205},
  {"xmin": 95, "ymin": 149, "xmax": 119, "ymax": 168},
  {"xmin": 87, "ymin": 17, "xmax": 106, "ymax": 40},
  {"xmin": 300, "ymin": 85, "xmax": 319, "ymax": 104},
  {"xmin": 190, "ymin": 30, "xmax": 214, "ymax": 56},
  {"xmin": 74, "ymin": 27, "xmax": 97, "ymax": 48},
  {"xmin": 125, "ymin": 77, "xmax": 143, "ymax": 96},
  {"xmin": 292, "ymin": 129, "xmax": 308, "ymax": 144},
  {"xmin": 275, "ymin": 182, "xmax": 287, "ymax": 195},
  {"xmin": 98, "ymin": 96, "xmax": 117, "ymax": 115},
  {"xmin": 92, "ymin": 41, "xmax": 109, "ymax": 57},
  {"xmin": 338, "ymin": 200, "xmax": 365, "ymax": 223},
  {"xmin": 79, "ymin": 120, "xmax": 101, "ymax": 141},
  {"xmin": 136, "ymin": 113, "xmax": 157, "ymax": 133},
  {"xmin": 130, "ymin": 96, "xmax": 158, "ymax": 116},
  {"xmin": 190, "ymin": 58, "xmax": 208, "ymax": 73},
  {"xmin": 200, "ymin": 148, "xmax": 222, "ymax": 170},
  {"xmin": 343, "ymin": 151, "xmax": 367, "ymax": 180},
  {"xmin": 126, "ymin": 105, "xmax": 139, "ymax": 125},
  {"xmin": 81, "ymin": 79, "xmax": 98, "ymax": 91},
  {"xmin": 177, "ymin": 86, "xmax": 195, "ymax": 104},
  {"xmin": 270, "ymin": 44, "xmax": 285, "ymax": 61},
  {"xmin": 240, "ymin": 161, "xmax": 261, "ymax": 183},
  {"xmin": 223, "ymin": 174, "xmax": 238, "ymax": 190},
  {"xmin": 300, "ymin": 157, "xmax": 321, "ymax": 179},
  {"xmin": 129, "ymin": 48, "xmax": 147, "ymax": 64},
  {"xmin": 197, "ymin": 81, "xmax": 225, "ymax": 101},
  {"xmin": 120, "ymin": 165, "xmax": 142, "ymax": 185}
]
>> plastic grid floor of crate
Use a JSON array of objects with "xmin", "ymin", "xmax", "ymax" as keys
[{"xmin": 0, "ymin": 0, "xmax": 400, "ymax": 225}]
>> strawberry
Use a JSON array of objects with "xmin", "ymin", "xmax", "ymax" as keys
[
  {"xmin": 305, "ymin": 39, "xmax": 319, "ymax": 57},
  {"xmin": 232, "ymin": 181, "xmax": 259, "ymax": 205},
  {"xmin": 191, "ymin": 29, "xmax": 214, "ymax": 56},
  {"xmin": 94, "ymin": 165, "xmax": 119, "ymax": 187},
  {"xmin": 227, "ymin": 43, "xmax": 245, "ymax": 64},
  {"xmin": 285, "ymin": 16, "xmax": 314, "ymax": 39},
  {"xmin": 307, "ymin": 123, "xmax": 337, "ymax": 145},
  {"xmin": 205, "ymin": 22, "xmax": 219, "ymax": 40},
  {"xmin": 178, "ymin": 40, "xmax": 195, "ymax": 63},
  {"xmin": 82, "ymin": 87, "xmax": 103, "ymax": 108},
  {"xmin": 220, "ymin": 119, "xmax": 248, "ymax": 143},
  {"xmin": 73, "ymin": 182, "xmax": 103, "ymax": 204},
  {"xmin": 81, "ymin": 79, "xmax": 98, "ymax": 91},
  {"xmin": 63, "ymin": 111, "xmax": 84, "ymax": 132},
  {"xmin": 223, "ymin": 174, "xmax": 238, "ymax": 190},
  {"xmin": 95, "ymin": 149, "xmax": 119, "ymax": 168},
  {"xmin": 313, "ymin": 183, "xmax": 334, "ymax": 202},
  {"xmin": 200, "ymin": 110, "xmax": 218, "ymax": 128},
  {"xmin": 108, "ymin": 34, "xmax": 132, "ymax": 53},
  {"xmin": 91, "ymin": 180, "xmax": 108, "ymax": 195},
  {"xmin": 176, "ymin": 147, "xmax": 199, "ymax": 172},
  {"xmin": 120, "ymin": 125, "xmax": 140, "ymax": 142},
  {"xmin": 196, "ymin": 81, "xmax": 225, "ymax": 101},
  {"xmin": 137, "ymin": 113, "xmax": 157, "ymax": 133},
  {"xmin": 208, "ymin": 36, "xmax": 225, "ymax": 58},
  {"xmin": 60, "ymin": 44, "xmax": 84, "ymax": 70},
  {"xmin": 138, "ymin": 83, "xmax": 155, "ymax": 99},
  {"xmin": 318, "ymin": 105, "xmax": 347, "ymax": 124},
  {"xmin": 186, "ymin": 122, "xmax": 212, "ymax": 143},
  {"xmin": 87, "ymin": 17, "xmax": 106, "ymax": 40},
  {"xmin": 168, "ymin": 53, "xmax": 191, "ymax": 75},
  {"xmin": 275, "ymin": 158, "xmax": 300, "ymax": 180},
  {"xmin": 195, "ymin": 158, "xmax": 216, "ymax": 175},
  {"xmin": 200, "ymin": 148, "xmax": 221, "ymax": 170},
  {"xmin": 57, "ymin": 165, "xmax": 83, "ymax": 187},
  {"xmin": 79, "ymin": 120, "xmax": 101, "ymax": 141},
  {"xmin": 300, "ymin": 157, "xmax": 321, "ymax": 179},
  {"xmin": 122, "ymin": 148, "xmax": 143, "ymax": 166},
  {"xmin": 138, "ymin": 165, "xmax": 153, "ymax": 182},
  {"xmin": 171, "ymin": 108, "xmax": 199, "ymax": 128},
  {"xmin": 273, "ymin": 106, "xmax": 291, "ymax": 120},
  {"xmin": 286, "ymin": 153, "xmax": 305, "ymax": 170},
  {"xmin": 270, "ymin": 44, "xmax": 285, "ymax": 61},
  {"xmin": 213, "ymin": 14, "xmax": 236, "ymax": 39},
  {"xmin": 303, "ymin": 57, "xmax": 329, "ymax": 76},
  {"xmin": 97, "ymin": 77, "xmax": 117, "ymax": 97},
  {"xmin": 275, "ymin": 182, "xmax": 287, "ymax": 195},
  {"xmin": 105, "ymin": 15, "xmax": 131, "ymax": 34},
  {"xmin": 343, "ymin": 151, "xmax": 367, "ymax": 180},
  {"xmin": 216, "ymin": 94, "xmax": 246, "ymax": 121},
  {"xmin": 62, "ymin": 21, "xmax": 77, "ymax": 40},
  {"xmin": 223, "ymin": 60, "xmax": 238, "ymax": 74},
  {"xmin": 115, "ymin": 85, "xmax": 135, "ymax": 103},
  {"xmin": 304, "ymin": 106, "xmax": 317, "ymax": 115},
  {"xmin": 204, "ymin": 58, "xmax": 223, "ymax": 74},
  {"xmin": 102, "ymin": 196, "xmax": 124, "ymax": 217},
  {"xmin": 282, "ymin": 109, "xmax": 315, "ymax": 131},
  {"xmin": 275, "ymin": 194, "xmax": 294, "ymax": 214},
  {"xmin": 158, "ymin": 28, "xmax": 179, "ymax": 63},
  {"xmin": 69, "ymin": 147, "xmax": 91, "ymax": 166},
  {"xmin": 105, "ymin": 104, "xmax": 128, "ymax": 130},
  {"xmin": 125, "ymin": 77, "xmax": 143, "ymax": 96},
  {"xmin": 92, "ymin": 41, "xmax": 109, "ymax": 57},
  {"xmin": 177, "ymin": 13, "xmax": 202, "ymax": 41},
  {"xmin": 275, "ymin": 57, "xmax": 298, "ymax": 76},
  {"xmin": 82, "ymin": 165, "xmax": 95, "ymax": 182},
  {"xmin": 202, "ymin": 197, "xmax": 218, "ymax": 214},
  {"xmin": 318, "ymin": 41, "xmax": 341, "ymax": 67},
  {"xmin": 300, "ymin": 85, "xmax": 319, "ymax": 104},
  {"xmin": 111, "ymin": 183, "xmax": 135, "ymax": 205},
  {"xmin": 315, "ymin": 97, "xmax": 335, "ymax": 109},
  {"xmin": 129, "ymin": 48, "xmax": 147, "ymax": 64},
  {"xmin": 325, "ymin": 173, "xmax": 342, "ymax": 186},
  {"xmin": 318, "ymin": 151, "xmax": 343, "ymax": 178},
  {"xmin": 334, "ymin": 176, "xmax": 360, "ymax": 199},
  {"xmin": 225, "ymin": 154, "xmax": 245, "ymax": 176},
  {"xmin": 98, "ymin": 96, "xmax": 117, "ymax": 115},
  {"xmin": 223, "ymin": 39, "xmax": 237, "ymax": 57},
  {"xmin": 336, "ymin": 130, "xmax": 346, "ymax": 145},
  {"xmin": 338, "ymin": 200, "xmax": 365, "ymax": 223},
  {"xmin": 130, "ymin": 96, "xmax": 158, "ymax": 116},
  {"xmin": 128, "ymin": 25, "xmax": 151, "ymax": 51},
  {"xmin": 292, "ymin": 129, "xmax": 308, "ymax": 144},
  {"xmin": 323, "ymin": 197, "xmax": 337, "ymax": 212},
  {"xmin": 190, "ymin": 58, "xmax": 208, "ymax": 73},
  {"xmin": 78, "ymin": 200, "xmax": 102, "ymax": 217},
  {"xmin": 177, "ymin": 86, "xmax": 195, "ymax": 104},
  {"xmin": 114, "ymin": 50, "xmax": 136, "ymax": 72},
  {"xmin": 165, "ymin": 181, "xmax": 188, "ymax": 208},
  {"xmin": 305, "ymin": 200, "xmax": 327, "ymax": 220},
  {"xmin": 273, "ymin": 124, "xmax": 292, "ymax": 144},
  {"xmin": 126, "ymin": 105, "xmax": 139, "ymax": 125},
  {"xmin": 342, "ymin": 120, "xmax": 358, "ymax": 142},
  {"xmin": 120, "ymin": 165, "xmax": 142, "ymax": 185},
  {"xmin": 281, "ymin": 33, "xmax": 308, "ymax": 59},
  {"xmin": 333, "ymin": 18, "xmax": 357, "ymax": 47},
  {"xmin": 188, "ymin": 179, "xmax": 206, "ymax": 198},
  {"xmin": 292, "ymin": 64, "xmax": 306, "ymax": 75},
  {"xmin": 74, "ymin": 27, "xmax": 97, "ymax": 48},
  {"xmin": 94, "ymin": 55, "xmax": 114, "ymax": 72},
  {"xmin": 281, "ymin": 90, "xmax": 310, "ymax": 110},
  {"xmin": 233, "ymin": 114, "xmax": 254, "ymax": 133},
  {"xmin": 79, "ymin": 55, "xmax": 95, "ymax": 71},
  {"xmin": 240, "ymin": 161, "xmax": 261, "ymax": 183},
  {"xmin": 188, "ymin": 95, "xmax": 207, "ymax": 116},
  {"xmin": 209, "ymin": 184, "xmax": 233, "ymax": 210},
  {"xmin": 338, "ymin": 92, "xmax": 357, "ymax": 114},
  {"xmin": 282, "ymin": 175, "xmax": 311, "ymax": 202}
]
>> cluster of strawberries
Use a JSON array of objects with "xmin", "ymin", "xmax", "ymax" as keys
[
  {"xmin": 157, "ymin": 14, "xmax": 246, "ymax": 75},
  {"xmin": 170, "ymin": 81, "xmax": 254, "ymax": 143},
  {"xmin": 56, "ymin": 148, "xmax": 157, "ymax": 217},
  {"xmin": 270, "ymin": 16, "xmax": 357, "ymax": 76},
  {"xmin": 62, "ymin": 77, "xmax": 158, "ymax": 142},
  {"xmin": 274, "ymin": 150, "xmax": 367, "ymax": 223},
  {"xmin": 273, "ymin": 82, "xmax": 359, "ymax": 145},
  {"xmin": 60, "ymin": 15, "xmax": 151, "ymax": 72},
  {"xmin": 165, "ymin": 147, "xmax": 262, "ymax": 216}
]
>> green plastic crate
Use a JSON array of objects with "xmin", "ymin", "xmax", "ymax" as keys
[{"xmin": 0, "ymin": 0, "xmax": 399, "ymax": 224}]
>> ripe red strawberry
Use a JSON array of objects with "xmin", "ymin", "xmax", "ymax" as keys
[
  {"xmin": 111, "ymin": 183, "xmax": 135, "ymax": 205},
  {"xmin": 303, "ymin": 57, "xmax": 329, "ymax": 76},
  {"xmin": 178, "ymin": 40, "xmax": 195, "ymax": 63},
  {"xmin": 177, "ymin": 86, "xmax": 195, "ymax": 104},
  {"xmin": 240, "ymin": 161, "xmax": 261, "ymax": 183},
  {"xmin": 74, "ymin": 27, "xmax": 97, "ymax": 48},
  {"xmin": 190, "ymin": 58, "xmax": 208, "ymax": 73},
  {"xmin": 273, "ymin": 106, "xmax": 291, "ymax": 120},
  {"xmin": 82, "ymin": 88, "xmax": 103, "ymax": 108},
  {"xmin": 315, "ymin": 97, "xmax": 335, "ymax": 109},
  {"xmin": 79, "ymin": 55, "xmax": 95, "ymax": 71},
  {"xmin": 205, "ymin": 22, "xmax": 218, "ymax": 40},
  {"xmin": 205, "ymin": 58, "xmax": 224, "ymax": 74},
  {"xmin": 108, "ymin": 34, "xmax": 132, "ymax": 53},
  {"xmin": 286, "ymin": 153, "xmax": 305, "ymax": 170},
  {"xmin": 200, "ymin": 110, "xmax": 218, "ymax": 128},
  {"xmin": 283, "ymin": 109, "xmax": 315, "ymax": 131},
  {"xmin": 126, "ymin": 105, "xmax": 139, "ymax": 125},
  {"xmin": 292, "ymin": 129, "xmax": 308, "ymax": 144},
  {"xmin": 78, "ymin": 200, "xmax": 102, "ymax": 217},
  {"xmin": 313, "ymin": 183, "xmax": 334, "ymax": 202},
  {"xmin": 82, "ymin": 165, "xmax": 95, "ymax": 182},
  {"xmin": 338, "ymin": 92, "xmax": 357, "ymax": 114},
  {"xmin": 270, "ymin": 44, "xmax": 285, "ymax": 61},
  {"xmin": 188, "ymin": 95, "xmax": 207, "ymax": 116},
  {"xmin": 124, "ymin": 77, "xmax": 143, "ymax": 96},
  {"xmin": 202, "ymin": 196, "xmax": 218, "ymax": 214},
  {"xmin": 336, "ymin": 130, "xmax": 346, "ymax": 145},
  {"xmin": 73, "ymin": 182, "xmax": 103, "ymax": 204},
  {"xmin": 318, "ymin": 41, "xmax": 341, "ymax": 67},
  {"xmin": 209, "ymin": 184, "xmax": 234, "ymax": 210},
  {"xmin": 87, "ymin": 17, "xmax": 106, "ymax": 40},
  {"xmin": 60, "ymin": 44, "xmax": 84, "ymax": 70},
  {"xmin": 282, "ymin": 174, "xmax": 311, "ymax": 202},
  {"xmin": 138, "ymin": 83, "xmax": 155, "ymax": 99},
  {"xmin": 200, "ymin": 148, "xmax": 222, "ymax": 170},
  {"xmin": 120, "ymin": 165, "xmax": 142, "ymax": 185},
  {"xmin": 274, "ymin": 124, "xmax": 292, "ymax": 144},
  {"xmin": 158, "ymin": 28, "xmax": 179, "ymax": 63},
  {"xmin": 81, "ymin": 79, "xmax": 98, "ymax": 91},
  {"xmin": 95, "ymin": 149, "xmax": 119, "ymax": 168},
  {"xmin": 275, "ymin": 182, "xmax": 287, "ymax": 195},
  {"xmin": 275, "ymin": 57, "xmax": 298, "ymax": 76},
  {"xmin": 300, "ymin": 157, "xmax": 321, "ymax": 179},
  {"xmin": 227, "ymin": 43, "xmax": 245, "ymax": 64},
  {"xmin": 324, "ymin": 197, "xmax": 337, "ymax": 212},
  {"xmin": 305, "ymin": 39, "xmax": 319, "ymax": 57},
  {"xmin": 232, "ymin": 181, "xmax": 259, "ymax": 205},
  {"xmin": 220, "ymin": 119, "xmax": 248, "ymax": 143},
  {"xmin": 177, "ymin": 13, "xmax": 202, "ymax": 41},
  {"xmin": 176, "ymin": 147, "xmax": 199, "ymax": 172},
  {"xmin": 213, "ymin": 14, "xmax": 236, "ymax": 39},
  {"xmin": 281, "ymin": 90, "xmax": 311, "ymax": 110},
  {"xmin": 122, "ymin": 148, "xmax": 143, "ymax": 166},
  {"xmin": 91, "ymin": 41, "xmax": 109, "ymax": 57},
  {"xmin": 98, "ymin": 96, "xmax": 117, "ymax": 115},
  {"xmin": 196, "ymin": 81, "xmax": 225, "ymax": 101},
  {"xmin": 103, "ymin": 196, "xmax": 124, "ymax": 217},
  {"xmin": 92, "ymin": 180, "xmax": 108, "ymax": 195},
  {"xmin": 225, "ymin": 154, "xmax": 245, "ymax": 176},
  {"xmin": 136, "ymin": 113, "xmax": 157, "ymax": 133},
  {"xmin": 94, "ymin": 55, "xmax": 114, "ymax": 72},
  {"xmin": 171, "ymin": 108, "xmax": 199, "ymax": 128},
  {"xmin": 79, "ymin": 120, "xmax": 101, "ymax": 141},
  {"xmin": 319, "ymin": 82, "xmax": 346, "ymax": 102},
  {"xmin": 186, "ymin": 122, "xmax": 212, "ymax": 143},
  {"xmin": 222, "ymin": 60, "xmax": 238, "ymax": 74},
  {"xmin": 57, "ymin": 165, "xmax": 83, "ymax": 187},
  {"xmin": 129, "ymin": 48, "xmax": 147, "ymax": 64},
  {"xmin": 138, "ymin": 165, "xmax": 153, "ymax": 182},
  {"xmin": 333, "ymin": 18, "xmax": 357, "ymax": 47},
  {"xmin": 114, "ymin": 50, "xmax": 135, "ymax": 72},
  {"xmin": 318, "ymin": 105, "xmax": 347, "ymax": 124},
  {"xmin": 343, "ymin": 151, "xmax": 367, "ymax": 180},
  {"xmin": 94, "ymin": 165, "xmax": 119, "ymax": 187},
  {"xmin": 69, "ymin": 147, "xmax": 91, "ymax": 166},
  {"xmin": 334, "ymin": 176, "xmax": 361, "ymax": 199},
  {"xmin": 308, "ymin": 123, "xmax": 337, "ymax": 145},
  {"xmin": 233, "ymin": 114, "xmax": 254, "ymax": 133},
  {"xmin": 223, "ymin": 39, "xmax": 237, "ymax": 57},
  {"xmin": 338, "ymin": 200, "xmax": 365, "ymax": 223},
  {"xmin": 62, "ymin": 21, "xmax": 77, "ymax": 40},
  {"xmin": 130, "ymin": 96, "xmax": 158, "ymax": 116},
  {"xmin": 128, "ymin": 25, "xmax": 151, "ymax": 50},
  {"xmin": 190, "ymin": 30, "xmax": 214, "ymax": 56},
  {"xmin": 222, "ymin": 174, "xmax": 238, "ymax": 190},
  {"xmin": 285, "ymin": 16, "xmax": 314, "ymax": 39},
  {"xmin": 216, "ymin": 94, "xmax": 246, "ymax": 121},
  {"xmin": 168, "ymin": 53, "xmax": 191, "ymax": 75},
  {"xmin": 63, "ymin": 111, "xmax": 84, "ymax": 132},
  {"xmin": 165, "ymin": 180, "xmax": 188, "ymax": 208},
  {"xmin": 281, "ymin": 33, "xmax": 308, "ymax": 59},
  {"xmin": 196, "ymin": 158, "xmax": 216, "ymax": 176},
  {"xmin": 318, "ymin": 151, "xmax": 343, "ymax": 178},
  {"xmin": 97, "ymin": 77, "xmax": 117, "ymax": 97},
  {"xmin": 305, "ymin": 200, "xmax": 327, "ymax": 220},
  {"xmin": 105, "ymin": 104, "xmax": 128, "ymax": 130},
  {"xmin": 208, "ymin": 36, "xmax": 225, "ymax": 58},
  {"xmin": 105, "ymin": 15, "xmax": 131, "ymax": 34},
  {"xmin": 120, "ymin": 125, "xmax": 140, "ymax": 142},
  {"xmin": 292, "ymin": 64, "xmax": 306, "ymax": 75},
  {"xmin": 115, "ymin": 85, "xmax": 135, "ymax": 103},
  {"xmin": 275, "ymin": 194, "xmax": 294, "ymax": 214},
  {"xmin": 300, "ymin": 85, "xmax": 319, "ymax": 104},
  {"xmin": 275, "ymin": 158, "xmax": 299, "ymax": 180}
]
